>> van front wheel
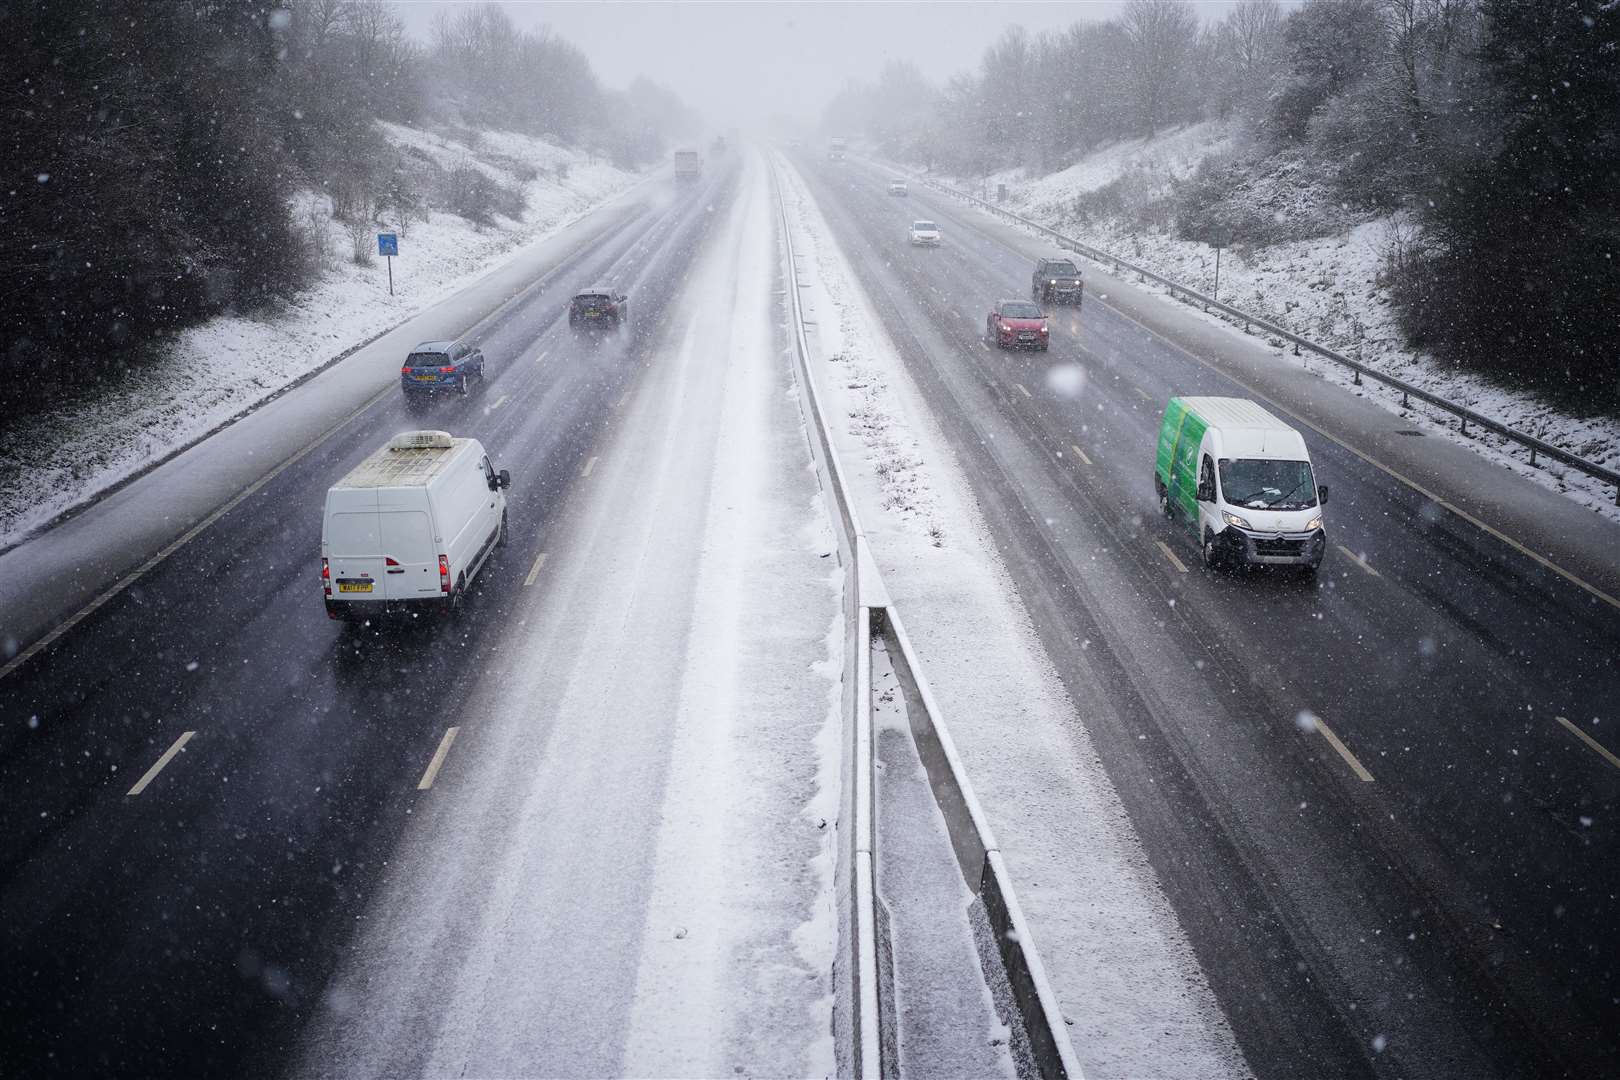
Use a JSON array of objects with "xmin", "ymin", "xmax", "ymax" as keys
[{"xmin": 1202, "ymin": 528, "xmax": 1224, "ymax": 572}]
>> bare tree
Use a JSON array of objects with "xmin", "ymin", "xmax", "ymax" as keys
[{"xmin": 1122, "ymin": 0, "xmax": 1201, "ymax": 136}]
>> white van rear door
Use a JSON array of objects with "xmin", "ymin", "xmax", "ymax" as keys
[
  {"xmin": 379, "ymin": 510, "xmax": 438, "ymax": 599},
  {"xmin": 326, "ymin": 510, "xmax": 385, "ymax": 600}
]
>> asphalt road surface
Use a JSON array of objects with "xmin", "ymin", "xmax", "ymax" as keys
[
  {"xmin": 791, "ymin": 151, "xmax": 1620, "ymax": 1080},
  {"xmin": 0, "ymin": 155, "xmax": 834, "ymax": 1078}
]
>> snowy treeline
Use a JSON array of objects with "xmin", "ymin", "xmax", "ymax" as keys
[
  {"xmin": 827, "ymin": 0, "xmax": 1619, "ymax": 409},
  {"xmin": 2, "ymin": 0, "xmax": 694, "ymax": 401}
]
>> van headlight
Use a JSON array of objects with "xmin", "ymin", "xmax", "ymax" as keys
[
  {"xmin": 1305, "ymin": 517, "xmax": 1322, "ymax": 532},
  {"xmin": 1223, "ymin": 513, "xmax": 1252, "ymax": 530}
]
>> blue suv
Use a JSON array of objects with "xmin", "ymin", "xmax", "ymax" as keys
[{"xmin": 401, "ymin": 340, "xmax": 485, "ymax": 403}]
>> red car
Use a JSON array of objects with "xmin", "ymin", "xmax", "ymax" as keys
[{"xmin": 986, "ymin": 300, "xmax": 1049, "ymax": 351}]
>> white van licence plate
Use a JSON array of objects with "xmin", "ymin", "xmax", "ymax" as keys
[{"xmin": 337, "ymin": 580, "xmax": 374, "ymax": 593}]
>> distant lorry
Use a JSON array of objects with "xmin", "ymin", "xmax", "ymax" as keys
[
  {"xmin": 322, "ymin": 431, "xmax": 510, "ymax": 622},
  {"xmin": 673, "ymin": 149, "xmax": 702, "ymax": 181},
  {"xmin": 1154, "ymin": 397, "xmax": 1327, "ymax": 573},
  {"xmin": 828, "ymin": 136, "xmax": 847, "ymax": 161}
]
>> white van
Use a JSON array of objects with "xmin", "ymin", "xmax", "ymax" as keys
[
  {"xmin": 1154, "ymin": 397, "xmax": 1328, "ymax": 572},
  {"xmin": 322, "ymin": 431, "xmax": 510, "ymax": 621}
]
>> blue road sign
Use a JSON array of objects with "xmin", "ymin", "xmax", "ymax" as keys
[{"xmin": 378, "ymin": 233, "xmax": 398, "ymax": 257}]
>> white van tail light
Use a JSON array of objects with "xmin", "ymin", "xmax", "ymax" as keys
[
  {"xmin": 439, "ymin": 554, "xmax": 451, "ymax": 593},
  {"xmin": 322, "ymin": 558, "xmax": 332, "ymax": 598},
  {"xmin": 386, "ymin": 556, "xmax": 404, "ymax": 575}
]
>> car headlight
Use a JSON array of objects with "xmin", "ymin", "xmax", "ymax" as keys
[
  {"xmin": 1305, "ymin": 517, "xmax": 1322, "ymax": 532},
  {"xmin": 1223, "ymin": 513, "xmax": 1252, "ymax": 530},
  {"xmin": 1049, "ymin": 279, "xmax": 1057, "ymax": 284}
]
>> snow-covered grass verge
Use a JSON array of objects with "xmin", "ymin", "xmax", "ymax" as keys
[
  {"xmin": 0, "ymin": 123, "xmax": 642, "ymax": 551},
  {"xmin": 932, "ymin": 123, "xmax": 1620, "ymax": 523},
  {"xmin": 777, "ymin": 155, "xmax": 1248, "ymax": 1078}
]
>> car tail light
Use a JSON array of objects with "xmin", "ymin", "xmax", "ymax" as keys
[
  {"xmin": 400, "ymin": 365, "xmax": 411, "ymax": 374},
  {"xmin": 322, "ymin": 558, "xmax": 332, "ymax": 598},
  {"xmin": 439, "ymin": 554, "xmax": 451, "ymax": 593},
  {"xmin": 440, "ymin": 366, "xmax": 456, "ymax": 374}
]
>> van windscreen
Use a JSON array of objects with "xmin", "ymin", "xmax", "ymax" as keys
[{"xmin": 1219, "ymin": 459, "xmax": 1317, "ymax": 511}]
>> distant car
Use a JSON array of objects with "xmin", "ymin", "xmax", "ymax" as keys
[
  {"xmin": 888, "ymin": 179, "xmax": 909, "ymax": 196},
  {"xmin": 400, "ymin": 340, "xmax": 485, "ymax": 401},
  {"xmin": 909, "ymin": 220, "xmax": 941, "ymax": 246},
  {"xmin": 986, "ymin": 300, "xmax": 1050, "ymax": 351},
  {"xmin": 1032, "ymin": 257, "xmax": 1084, "ymax": 306},
  {"xmin": 569, "ymin": 288, "xmax": 628, "ymax": 332}
]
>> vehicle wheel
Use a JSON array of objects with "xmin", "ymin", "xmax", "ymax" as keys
[
  {"xmin": 497, "ymin": 509, "xmax": 509, "ymax": 548},
  {"xmin": 1201, "ymin": 528, "xmax": 1223, "ymax": 571},
  {"xmin": 457, "ymin": 374, "xmax": 470, "ymax": 396},
  {"xmin": 1156, "ymin": 477, "xmax": 1173, "ymax": 519}
]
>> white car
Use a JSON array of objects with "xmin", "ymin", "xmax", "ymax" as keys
[
  {"xmin": 322, "ymin": 430, "xmax": 510, "ymax": 622},
  {"xmin": 888, "ymin": 179, "xmax": 909, "ymax": 196},
  {"xmin": 909, "ymin": 220, "xmax": 941, "ymax": 246}
]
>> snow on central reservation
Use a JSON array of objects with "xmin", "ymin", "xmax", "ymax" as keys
[
  {"xmin": 0, "ymin": 122, "xmax": 641, "ymax": 552},
  {"xmin": 950, "ymin": 120, "xmax": 1619, "ymax": 523},
  {"xmin": 777, "ymin": 155, "xmax": 1249, "ymax": 1079}
]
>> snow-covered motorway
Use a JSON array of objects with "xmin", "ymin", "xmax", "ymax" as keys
[
  {"xmin": 787, "ymin": 152, "xmax": 1620, "ymax": 1078},
  {"xmin": 0, "ymin": 153, "xmax": 840, "ymax": 1077}
]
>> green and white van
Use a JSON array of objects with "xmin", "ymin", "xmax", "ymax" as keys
[{"xmin": 1154, "ymin": 397, "xmax": 1328, "ymax": 572}]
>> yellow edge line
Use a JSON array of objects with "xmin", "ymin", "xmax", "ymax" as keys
[
  {"xmin": 490, "ymin": 394, "xmax": 511, "ymax": 410},
  {"xmin": 1313, "ymin": 717, "xmax": 1375, "ymax": 782},
  {"xmin": 1154, "ymin": 539, "xmax": 1189, "ymax": 574},
  {"xmin": 417, "ymin": 726, "xmax": 461, "ymax": 790},
  {"xmin": 1557, "ymin": 716, "xmax": 1620, "ymax": 772},
  {"xmin": 1133, "ymin": 386, "xmax": 1153, "ymax": 402},
  {"xmin": 524, "ymin": 551, "xmax": 549, "ymax": 587},
  {"xmin": 1070, "ymin": 443, "xmax": 1093, "ymax": 466},
  {"xmin": 2, "ymin": 385, "xmax": 394, "ymax": 683},
  {"xmin": 1334, "ymin": 544, "xmax": 1380, "ymax": 577},
  {"xmin": 127, "ymin": 730, "xmax": 196, "ymax": 796},
  {"xmin": 1093, "ymin": 298, "xmax": 1620, "ymax": 613},
  {"xmin": 581, "ymin": 456, "xmax": 598, "ymax": 477}
]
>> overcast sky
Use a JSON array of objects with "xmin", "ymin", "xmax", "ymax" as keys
[{"xmin": 391, "ymin": 2, "xmax": 1256, "ymax": 130}]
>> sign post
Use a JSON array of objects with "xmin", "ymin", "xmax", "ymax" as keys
[{"xmin": 377, "ymin": 232, "xmax": 398, "ymax": 296}]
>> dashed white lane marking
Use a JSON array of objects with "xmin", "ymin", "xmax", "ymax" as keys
[
  {"xmin": 490, "ymin": 394, "xmax": 511, "ymax": 411},
  {"xmin": 533, "ymin": 349, "xmax": 549, "ymax": 364},
  {"xmin": 417, "ymin": 726, "xmax": 461, "ymax": 790},
  {"xmin": 1133, "ymin": 386, "xmax": 1153, "ymax": 402},
  {"xmin": 524, "ymin": 551, "xmax": 549, "ymax": 587},
  {"xmin": 581, "ymin": 456, "xmax": 599, "ymax": 478},
  {"xmin": 1015, "ymin": 382, "xmax": 1032, "ymax": 398},
  {"xmin": 1313, "ymin": 717, "xmax": 1375, "ymax": 782},
  {"xmin": 1336, "ymin": 544, "xmax": 1380, "ymax": 577},
  {"xmin": 127, "ymin": 731, "xmax": 196, "ymax": 797},
  {"xmin": 1556, "ymin": 716, "xmax": 1620, "ymax": 772},
  {"xmin": 1070, "ymin": 443, "xmax": 1093, "ymax": 466},
  {"xmin": 1154, "ymin": 540, "xmax": 1189, "ymax": 574}
]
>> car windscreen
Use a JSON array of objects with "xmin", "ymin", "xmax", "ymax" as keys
[
  {"xmin": 1044, "ymin": 262, "xmax": 1080, "ymax": 276},
  {"xmin": 406, "ymin": 352, "xmax": 448, "ymax": 367},
  {"xmin": 913, "ymin": 222, "xmax": 936, "ymax": 230},
  {"xmin": 1219, "ymin": 458, "xmax": 1318, "ymax": 511},
  {"xmin": 1000, "ymin": 302, "xmax": 1043, "ymax": 319}
]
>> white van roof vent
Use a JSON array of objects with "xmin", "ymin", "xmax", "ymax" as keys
[{"xmin": 389, "ymin": 430, "xmax": 455, "ymax": 451}]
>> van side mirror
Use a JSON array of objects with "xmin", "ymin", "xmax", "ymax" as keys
[
  {"xmin": 498, "ymin": 469, "xmax": 511, "ymax": 490},
  {"xmin": 1318, "ymin": 485, "xmax": 1329, "ymax": 505}
]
